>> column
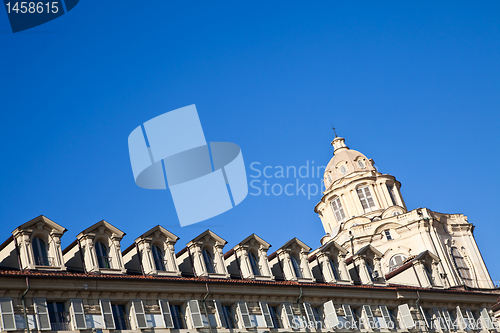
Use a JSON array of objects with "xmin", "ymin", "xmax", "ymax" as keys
[
  {"xmin": 259, "ymin": 248, "xmax": 272, "ymax": 277},
  {"xmin": 300, "ymin": 251, "xmax": 313, "ymax": 279},
  {"xmin": 338, "ymin": 254, "xmax": 351, "ymax": 282}
]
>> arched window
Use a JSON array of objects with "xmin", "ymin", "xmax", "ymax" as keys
[
  {"xmin": 95, "ymin": 241, "xmax": 111, "ymax": 269},
  {"xmin": 33, "ymin": 237, "xmax": 50, "ymax": 266},
  {"xmin": 248, "ymin": 252, "xmax": 261, "ymax": 276},
  {"xmin": 291, "ymin": 255, "xmax": 302, "ymax": 278},
  {"xmin": 203, "ymin": 248, "xmax": 215, "ymax": 274},
  {"xmin": 329, "ymin": 258, "xmax": 341, "ymax": 280},
  {"xmin": 389, "ymin": 254, "xmax": 407, "ymax": 272},
  {"xmin": 152, "ymin": 245, "xmax": 166, "ymax": 271},
  {"xmin": 451, "ymin": 247, "xmax": 472, "ymax": 286}
]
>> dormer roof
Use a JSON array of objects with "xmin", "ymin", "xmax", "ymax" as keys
[
  {"xmin": 77, "ymin": 220, "xmax": 126, "ymax": 239},
  {"xmin": 236, "ymin": 233, "xmax": 271, "ymax": 249},
  {"xmin": 354, "ymin": 244, "xmax": 384, "ymax": 258},
  {"xmin": 187, "ymin": 229, "xmax": 227, "ymax": 247},
  {"xmin": 12, "ymin": 215, "xmax": 67, "ymax": 235},
  {"xmin": 134, "ymin": 225, "xmax": 179, "ymax": 243}
]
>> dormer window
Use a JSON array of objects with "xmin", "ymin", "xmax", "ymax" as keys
[
  {"xmin": 340, "ymin": 165, "xmax": 347, "ymax": 174},
  {"xmin": 152, "ymin": 245, "xmax": 166, "ymax": 271},
  {"xmin": 291, "ymin": 255, "xmax": 302, "ymax": 278},
  {"xmin": 357, "ymin": 186, "xmax": 376, "ymax": 212},
  {"xmin": 249, "ymin": 252, "xmax": 261, "ymax": 276},
  {"xmin": 358, "ymin": 160, "xmax": 365, "ymax": 169},
  {"xmin": 225, "ymin": 234, "xmax": 274, "ymax": 281},
  {"xmin": 327, "ymin": 174, "xmax": 332, "ymax": 184},
  {"xmin": 203, "ymin": 248, "xmax": 216, "ymax": 274},
  {"xmin": 121, "ymin": 225, "xmax": 180, "ymax": 277},
  {"xmin": 33, "ymin": 237, "xmax": 51, "ymax": 266},
  {"xmin": 95, "ymin": 241, "xmax": 111, "ymax": 269},
  {"xmin": 331, "ymin": 197, "xmax": 346, "ymax": 223}
]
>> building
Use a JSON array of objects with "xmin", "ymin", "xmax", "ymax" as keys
[{"xmin": 0, "ymin": 136, "xmax": 498, "ymax": 333}]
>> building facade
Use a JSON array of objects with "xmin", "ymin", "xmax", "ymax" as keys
[{"xmin": 0, "ymin": 137, "xmax": 498, "ymax": 333}]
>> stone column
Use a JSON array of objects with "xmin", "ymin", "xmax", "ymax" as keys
[
  {"xmin": 300, "ymin": 251, "xmax": 312, "ymax": 279},
  {"xmin": 166, "ymin": 242, "xmax": 178, "ymax": 273},
  {"xmin": 338, "ymin": 253, "xmax": 351, "ymax": 282},
  {"xmin": 432, "ymin": 261, "xmax": 444, "ymax": 287},
  {"xmin": 214, "ymin": 245, "xmax": 228, "ymax": 276},
  {"xmin": 319, "ymin": 254, "xmax": 334, "ymax": 283},
  {"xmin": 354, "ymin": 256, "xmax": 370, "ymax": 284},
  {"xmin": 259, "ymin": 248, "xmax": 272, "ymax": 277}
]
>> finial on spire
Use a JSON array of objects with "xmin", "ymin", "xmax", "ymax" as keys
[{"xmin": 331, "ymin": 124, "xmax": 338, "ymax": 138}]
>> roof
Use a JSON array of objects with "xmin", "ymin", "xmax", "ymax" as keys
[{"xmin": 0, "ymin": 268, "xmax": 498, "ymax": 296}]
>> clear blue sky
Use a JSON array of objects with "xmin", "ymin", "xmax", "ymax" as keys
[{"xmin": 1, "ymin": 1, "xmax": 499, "ymax": 284}]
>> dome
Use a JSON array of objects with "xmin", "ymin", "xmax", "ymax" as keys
[{"xmin": 323, "ymin": 137, "xmax": 375, "ymax": 188}]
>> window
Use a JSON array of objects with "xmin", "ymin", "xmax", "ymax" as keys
[
  {"xmin": 249, "ymin": 252, "xmax": 261, "ymax": 276},
  {"xmin": 331, "ymin": 197, "xmax": 346, "ymax": 223},
  {"xmin": 352, "ymin": 307, "xmax": 364, "ymax": 329},
  {"xmin": 170, "ymin": 304, "xmax": 185, "ymax": 329},
  {"xmin": 387, "ymin": 184, "xmax": 397, "ymax": 205},
  {"xmin": 340, "ymin": 165, "xmax": 347, "ymax": 174},
  {"xmin": 111, "ymin": 304, "xmax": 129, "ymax": 330},
  {"xmin": 221, "ymin": 305, "xmax": 235, "ymax": 328},
  {"xmin": 358, "ymin": 160, "xmax": 365, "ymax": 169},
  {"xmin": 424, "ymin": 265, "xmax": 434, "ymax": 286},
  {"xmin": 152, "ymin": 245, "xmax": 166, "ymax": 271},
  {"xmin": 312, "ymin": 307, "xmax": 322, "ymax": 323},
  {"xmin": 329, "ymin": 258, "xmax": 341, "ymax": 280},
  {"xmin": 33, "ymin": 237, "xmax": 51, "ymax": 266},
  {"xmin": 357, "ymin": 186, "xmax": 376, "ymax": 212},
  {"xmin": 420, "ymin": 307, "xmax": 433, "ymax": 329},
  {"xmin": 236, "ymin": 302, "xmax": 253, "ymax": 328},
  {"xmin": 203, "ymin": 248, "xmax": 215, "ymax": 274},
  {"xmin": 47, "ymin": 302, "xmax": 70, "ymax": 331},
  {"xmin": 95, "ymin": 241, "xmax": 111, "ymax": 269},
  {"xmin": 384, "ymin": 230, "xmax": 392, "ymax": 240},
  {"xmin": 365, "ymin": 260, "xmax": 376, "ymax": 282},
  {"xmin": 291, "ymin": 255, "xmax": 302, "ymax": 278},
  {"xmin": 324, "ymin": 301, "xmax": 339, "ymax": 328},
  {"xmin": 269, "ymin": 306, "xmax": 282, "ymax": 328},
  {"xmin": 0, "ymin": 298, "xmax": 17, "ymax": 331},
  {"xmin": 159, "ymin": 300, "xmax": 174, "ymax": 328},
  {"xmin": 451, "ymin": 247, "xmax": 472, "ymax": 286},
  {"xmin": 389, "ymin": 254, "xmax": 407, "ymax": 272},
  {"xmin": 327, "ymin": 174, "xmax": 332, "ymax": 184}
]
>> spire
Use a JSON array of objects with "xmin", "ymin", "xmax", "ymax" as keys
[{"xmin": 331, "ymin": 124, "xmax": 338, "ymax": 138}]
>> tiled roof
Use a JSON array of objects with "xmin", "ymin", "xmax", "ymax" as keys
[{"xmin": 0, "ymin": 268, "xmax": 498, "ymax": 295}]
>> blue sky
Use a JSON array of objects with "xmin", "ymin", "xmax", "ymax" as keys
[{"xmin": 0, "ymin": 1, "xmax": 499, "ymax": 284}]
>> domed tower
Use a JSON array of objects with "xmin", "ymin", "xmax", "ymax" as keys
[{"xmin": 315, "ymin": 136, "xmax": 406, "ymax": 244}]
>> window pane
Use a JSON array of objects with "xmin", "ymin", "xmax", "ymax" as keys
[{"xmin": 291, "ymin": 255, "xmax": 302, "ymax": 278}]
